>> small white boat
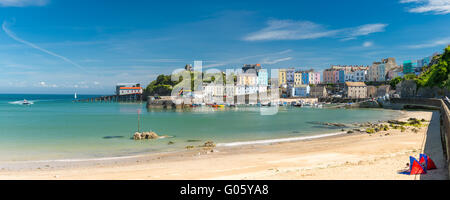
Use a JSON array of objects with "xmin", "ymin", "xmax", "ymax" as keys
[
  {"xmin": 21, "ymin": 99, "xmax": 31, "ymax": 105},
  {"xmin": 74, "ymin": 92, "xmax": 77, "ymax": 99},
  {"xmin": 313, "ymin": 103, "xmax": 323, "ymax": 108}
]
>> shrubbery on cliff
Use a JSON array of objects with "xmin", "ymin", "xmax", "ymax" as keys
[
  {"xmin": 144, "ymin": 74, "xmax": 181, "ymax": 96},
  {"xmin": 416, "ymin": 45, "xmax": 450, "ymax": 88},
  {"xmin": 390, "ymin": 45, "xmax": 450, "ymax": 89},
  {"xmin": 143, "ymin": 69, "xmax": 235, "ymax": 97}
]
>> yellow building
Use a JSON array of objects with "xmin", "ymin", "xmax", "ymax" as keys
[
  {"xmin": 294, "ymin": 71, "xmax": 302, "ymax": 86},
  {"xmin": 278, "ymin": 69, "xmax": 287, "ymax": 87}
]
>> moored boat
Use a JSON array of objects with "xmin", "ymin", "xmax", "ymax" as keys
[{"xmin": 21, "ymin": 99, "xmax": 31, "ymax": 105}]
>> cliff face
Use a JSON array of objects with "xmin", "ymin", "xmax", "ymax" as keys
[{"xmin": 398, "ymin": 80, "xmax": 417, "ymax": 98}]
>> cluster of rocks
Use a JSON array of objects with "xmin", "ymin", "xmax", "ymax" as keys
[
  {"xmin": 185, "ymin": 141, "xmax": 216, "ymax": 149},
  {"xmin": 344, "ymin": 117, "xmax": 428, "ymax": 136},
  {"xmin": 133, "ymin": 131, "xmax": 159, "ymax": 140},
  {"xmin": 347, "ymin": 121, "xmax": 391, "ymax": 134},
  {"xmin": 200, "ymin": 141, "xmax": 216, "ymax": 148},
  {"xmin": 387, "ymin": 120, "xmax": 407, "ymax": 126},
  {"xmin": 310, "ymin": 121, "xmax": 347, "ymax": 127}
]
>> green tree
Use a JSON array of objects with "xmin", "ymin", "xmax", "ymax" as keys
[
  {"xmin": 389, "ymin": 77, "xmax": 403, "ymax": 90},
  {"xmin": 415, "ymin": 45, "xmax": 450, "ymax": 88},
  {"xmin": 144, "ymin": 74, "xmax": 182, "ymax": 96}
]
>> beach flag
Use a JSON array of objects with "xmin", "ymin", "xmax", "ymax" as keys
[
  {"xmin": 419, "ymin": 154, "xmax": 437, "ymax": 170},
  {"xmin": 398, "ymin": 156, "xmax": 426, "ymax": 175},
  {"xmin": 179, "ymin": 88, "xmax": 184, "ymax": 96}
]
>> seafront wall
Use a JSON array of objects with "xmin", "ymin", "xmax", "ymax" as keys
[
  {"xmin": 146, "ymin": 93, "xmax": 279, "ymax": 108},
  {"xmin": 441, "ymin": 99, "xmax": 450, "ymax": 174},
  {"xmin": 390, "ymin": 98, "xmax": 450, "ymax": 178}
]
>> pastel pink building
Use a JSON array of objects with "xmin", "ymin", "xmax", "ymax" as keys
[{"xmin": 309, "ymin": 72, "xmax": 321, "ymax": 84}]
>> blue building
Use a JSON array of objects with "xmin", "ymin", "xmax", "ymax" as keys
[
  {"xmin": 339, "ymin": 70, "xmax": 345, "ymax": 83},
  {"xmin": 301, "ymin": 72, "xmax": 309, "ymax": 85},
  {"xmin": 403, "ymin": 60, "xmax": 414, "ymax": 74},
  {"xmin": 291, "ymin": 85, "xmax": 310, "ymax": 97}
]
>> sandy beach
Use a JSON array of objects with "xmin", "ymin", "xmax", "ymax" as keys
[{"xmin": 0, "ymin": 110, "xmax": 447, "ymax": 180}]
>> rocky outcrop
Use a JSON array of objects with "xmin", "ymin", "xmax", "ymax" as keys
[
  {"xmin": 133, "ymin": 132, "xmax": 142, "ymax": 140},
  {"xmin": 133, "ymin": 131, "xmax": 160, "ymax": 140},
  {"xmin": 200, "ymin": 141, "xmax": 216, "ymax": 148},
  {"xmin": 309, "ymin": 121, "xmax": 347, "ymax": 127},
  {"xmin": 142, "ymin": 131, "xmax": 159, "ymax": 139}
]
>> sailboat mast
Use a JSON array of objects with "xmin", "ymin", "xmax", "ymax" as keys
[{"xmin": 137, "ymin": 109, "xmax": 141, "ymax": 133}]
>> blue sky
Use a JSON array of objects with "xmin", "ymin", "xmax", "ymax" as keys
[{"xmin": 0, "ymin": 0, "xmax": 449, "ymax": 94}]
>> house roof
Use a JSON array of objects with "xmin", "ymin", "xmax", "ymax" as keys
[
  {"xmin": 119, "ymin": 87, "xmax": 142, "ymax": 90},
  {"xmin": 345, "ymin": 82, "xmax": 366, "ymax": 87}
]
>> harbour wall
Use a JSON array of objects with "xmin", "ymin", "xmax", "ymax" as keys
[{"xmin": 390, "ymin": 97, "xmax": 450, "ymax": 178}]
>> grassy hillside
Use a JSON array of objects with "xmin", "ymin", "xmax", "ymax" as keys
[
  {"xmin": 416, "ymin": 45, "xmax": 450, "ymax": 88},
  {"xmin": 390, "ymin": 45, "xmax": 450, "ymax": 90}
]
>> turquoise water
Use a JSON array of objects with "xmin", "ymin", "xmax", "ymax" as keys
[{"xmin": 0, "ymin": 94, "xmax": 400, "ymax": 162}]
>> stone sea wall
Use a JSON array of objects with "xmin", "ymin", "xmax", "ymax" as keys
[{"xmin": 390, "ymin": 97, "xmax": 450, "ymax": 178}]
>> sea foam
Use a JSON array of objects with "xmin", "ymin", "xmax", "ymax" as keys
[
  {"xmin": 216, "ymin": 132, "xmax": 346, "ymax": 147},
  {"xmin": 8, "ymin": 100, "xmax": 34, "ymax": 105}
]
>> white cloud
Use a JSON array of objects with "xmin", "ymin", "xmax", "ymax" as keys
[
  {"xmin": 243, "ymin": 20, "xmax": 339, "ymax": 41},
  {"xmin": 37, "ymin": 81, "xmax": 58, "ymax": 88},
  {"xmin": 400, "ymin": 0, "xmax": 450, "ymax": 14},
  {"xmin": 0, "ymin": 0, "xmax": 48, "ymax": 7},
  {"xmin": 363, "ymin": 41, "xmax": 374, "ymax": 47},
  {"xmin": 343, "ymin": 24, "xmax": 388, "ymax": 40},
  {"xmin": 261, "ymin": 57, "xmax": 293, "ymax": 65},
  {"xmin": 407, "ymin": 37, "xmax": 450, "ymax": 48},
  {"xmin": 243, "ymin": 19, "xmax": 387, "ymax": 41},
  {"xmin": 2, "ymin": 21, "xmax": 87, "ymax": 72}
]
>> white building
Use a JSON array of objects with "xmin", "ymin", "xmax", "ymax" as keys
[
  {"xmin": 345, "ymin": 70, "xmax": 367, "ymax": 82},
  {"xmin": 257, "ymin": 69, "xmax": 269, "ymax": 86},
  {"xmin": 308, "ymin": 72, "xmax": 321, "ymax": 84},
  {"xmin": 368, "ymin": 58, "xmax": 397, "ymax": 82},
  {"xmin": 116, "ymin": 83, "xmax": 143, "ymax": 96},
  {"xmin": 202, "ymin": 84, "xmax": 226, "ymax": 104}
]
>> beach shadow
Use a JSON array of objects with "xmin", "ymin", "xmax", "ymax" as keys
[{"xmin": 419, "ymin": 111, "xmax": 449, "ymax": 180}]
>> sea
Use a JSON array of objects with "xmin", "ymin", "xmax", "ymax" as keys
[{"xmin": 0, "ymin": 94, "xmax": 400, "ymax": 162}]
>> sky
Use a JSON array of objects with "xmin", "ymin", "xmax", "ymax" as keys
[{"xmin": 0, "ymin": 0, "xmax": 449, "ymax": 94}]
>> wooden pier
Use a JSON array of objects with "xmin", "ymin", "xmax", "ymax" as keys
[{"xmin": 76, "ymin": 93, "xmax": 143, "ymax": 103}]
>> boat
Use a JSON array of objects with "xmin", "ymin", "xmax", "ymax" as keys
[
  {"xmin": 21, "ymin": 99, "xmax": 31, "ymax": 105},
  {"xmin": 293, "ymin": 101, "xmax": 302, "ymax": 107},
  {"xmin": 74, "ymin": 92, "xmax": 77, "ymax": 99},
  {"xmin": 261, "ymin": 102, "xmax": 271, "ymax": 107},
  {"xmin": 211, "ymin": 104, "xmax": 225, "ymax": 108}
]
